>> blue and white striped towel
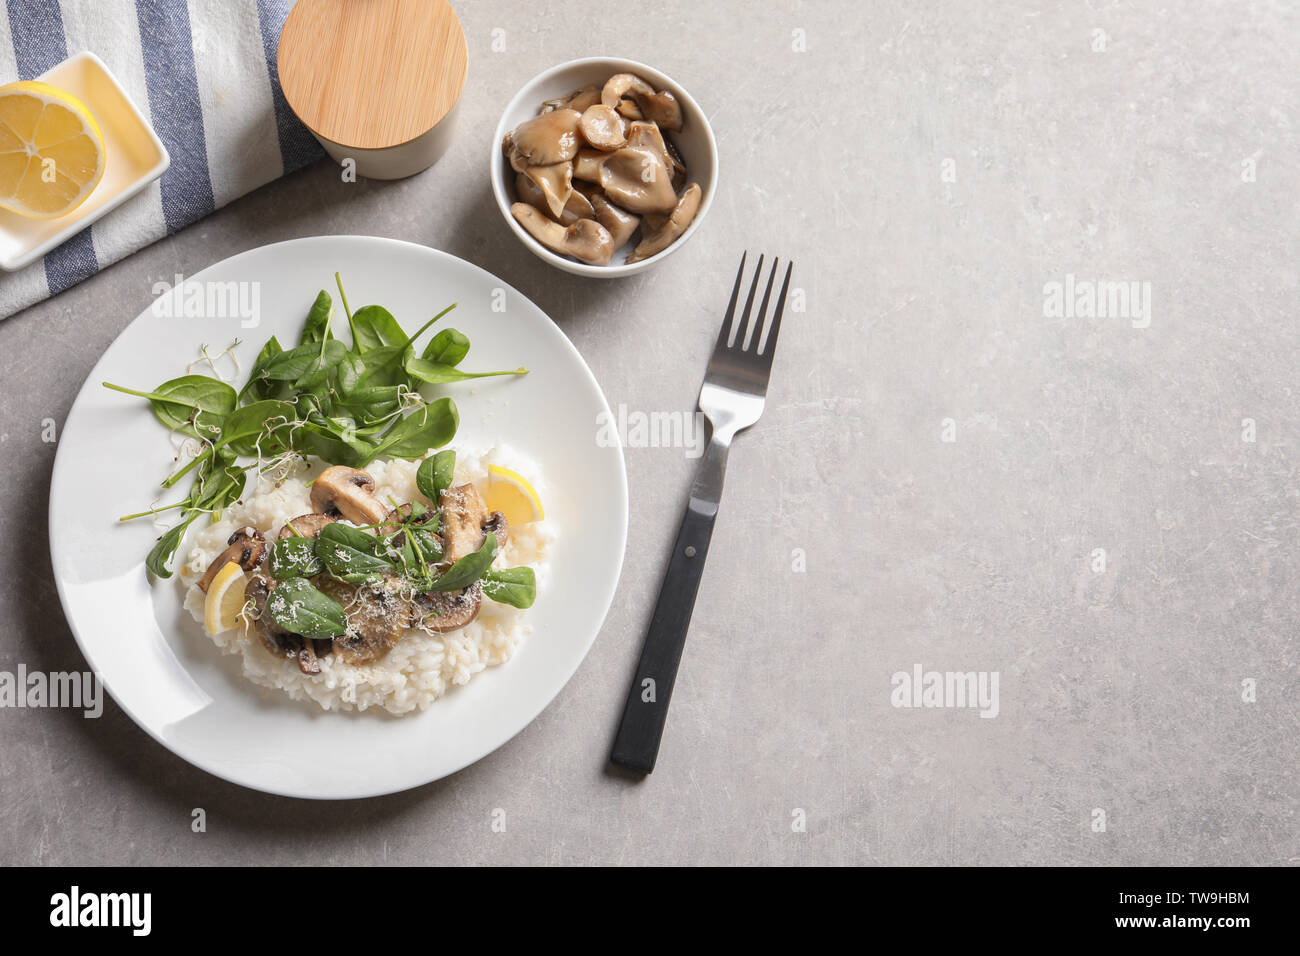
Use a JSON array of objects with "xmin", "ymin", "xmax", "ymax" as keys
[{"xmin": 0, "ymin": 0, "xmax": 322, "ymax": 319}]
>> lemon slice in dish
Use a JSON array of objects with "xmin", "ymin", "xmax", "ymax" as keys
[
  {"xmin": 0, "ymin": 80, "xmax": 106, "ymax": 219},
  {"xmin": 485, "ymin": 464, "xmax": 544, "ymax": 526},
  {"xmin": 204, "ymin": 561, "xmax": 249, "ymax": 635}
]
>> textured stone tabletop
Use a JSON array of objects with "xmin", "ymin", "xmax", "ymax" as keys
[{"xmin": 0, "ymin": 1, "xmax": 1296, "ymax": 865}]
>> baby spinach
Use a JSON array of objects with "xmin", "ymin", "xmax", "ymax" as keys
[
  {"xmin": 422, "ymin": 328, "xmax": 470, "ymax": 366},
  {"xmin": 350, "ymin": 305, "xmax": 408, "ymax": 352},
  {"xmin": 416, "ymin": 450, "xmax": 456, "ymax": 504},
  {"xmin": 405, "ymin": 355, "xmax": 528, "ymax": 385},
  {"xmin": 103, "ymin": 376, "xmax": 235, "ymax": 440},
  {"xmin": 268, "ymin": 536, "xmax": 324, "ymax": 579},
  {"xmin": 266, "ymin": 577, "xmax": 346, "ymax": 639},
  {"xmin": 481, "ymin": 567, "xmax": 537, "ymax": 608},
  {"xmin": 299, "ymin": 290, "xmax": 334, "ymax": 346},
  {"xmin": 426, "ymin": 532, "xmax": 498, "ymax": 592},
  {"xmin": 145, "ymin": 513, "xmax": 200, "ymax": 579},
  {"xmin": 316, "ymin": 523, "xmax": 393, "ymax": 584},
  {"xmin": 239, "ymin": 336, "xmax": 284, "ymax": 403},
  {"xmin": 368, "ymin": 397, "xmax": 458, "ymax": 460},
  {"xmin": 219, "ymin": 400, "xmax": 298, "ymax": 457}
]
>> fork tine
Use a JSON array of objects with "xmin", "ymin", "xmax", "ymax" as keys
[
  {"xmin": 713, "ymin": 252, "xmax": 748, "ymax": 355},
  {"xmin": 751, "ymin": 257, "xmax": 779, "ymax": 352},
  {"xmin": 757, "ymin": 261, "xmax": 793, "ymax": 359},
  {"xmin": 732, "ymin": 253, "xmax": 765, "ymax": 349}
]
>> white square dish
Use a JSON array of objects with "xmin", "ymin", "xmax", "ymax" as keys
[{"xmin": 0, "ymin": 50, "xmax": 169, "ymax": 272}]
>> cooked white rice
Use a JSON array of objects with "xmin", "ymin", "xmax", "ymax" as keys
[{"xmin": 179, "ymin": 446, "xmax": 553, "ymax": 714}]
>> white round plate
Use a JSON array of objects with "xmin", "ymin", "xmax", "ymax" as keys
[{"xmin": 49, "ymin": 236, "xmax": 628, "ymax": 799}]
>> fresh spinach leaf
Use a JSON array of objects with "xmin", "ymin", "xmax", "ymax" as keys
[
  {"xmin": 426, "ymin": 532, "xmax": 498, "ymax": 592},
  {"xmin": 145, "ymin": 513, "xmax": 200, "ymax": 579},
  {"xmin": 299, "ymin": 290, "xmax": 334, "ymax": 346},
  {"xmin": 481, "ymin": 567, "xmax": 537, "ymax": 608},
  {"xmin": 317, "ymin": 522, "xmax": 393, "ymax": 584},
  {"xmin": 368, "ymin": 397, "xmax": 459, "ymax": 460},
  {"xmin": 265, "ymin": 577, "xmax": 347, "ymax": 639},
  {"xmin": 421, "ymin": 328, "xmax": 470, "ymax": 366},
  {"xmin": 405, "ymin": 355, "xmax": 527, "ymax": 385},
  {"xmin": 416, "ymin": 450, "xmax": 456, "ymax": 504},
  {"xmin": 268, "ymin": 536, "xmax": 324, "ymax": 579},
  {"xmin": 350, "ymin": 305, "xmax": 408, "ymax": 352},
  {"xmin": 102, "ymin": 376, "xmax": 236, "ymax": 440}
]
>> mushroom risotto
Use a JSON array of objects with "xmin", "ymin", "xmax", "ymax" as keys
[{"xmin": 181, "ymin": 448, "xmax": 553, "ymax": 714}]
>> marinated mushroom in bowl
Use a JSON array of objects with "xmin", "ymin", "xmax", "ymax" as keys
[{"xmin": 502, "ymin": 72, "xmax": 702, "ymax": 267}]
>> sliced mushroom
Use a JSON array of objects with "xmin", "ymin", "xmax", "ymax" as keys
[
  {"xmin": 541, "ymin": 85, "xmax": 600, "ymax": 114},
  {"xmin": 573, "ymin": 147, "xmax": 606, "ymax": 183},
  {"xmin": 627, "ymin": 183, "xmax": 702, "ymax": 263},
  {"xmin": 511, "ymin": 203, "xmax": 614, "ymax": 265},
  {"xmin": 516, "ymin": 171, "xmax": 595, "ymax": 225},
  {"xmin": 578, "ymin": 104, "xmax": 627, "ymax": 150},
  {"xmin": 317, "ymin": 574, "xmax": 411, "ymax": 665},
  {"xmin": 634, "ymin": 89, "xmax": 682, "ymax": 132},
  {"xmin": 438, "ymin": 483, "xmax": 492, "ymax": 563},
  {"xmin": 483, "ymin": 510, "xmax": 510, "ymax": 553},
  {"xmin": 598, "ymin": 146, "xmax": 678, "ymax": 214},
  {"xmin": 197, "ymin": 527, "xmax": 266, "ymax": 593},
  {"xmin": 277, "ymin": 513, "xmax": 335, "ymax": 541},
  {"xmin": 600, "ymin": 74, "xmax": 683, "ymax": 131},
  {"xmin": 626, "ymin": 120, "xmax": 685, "ymax": 186},
  {"xmin": 601, "ymin": 73, "xmax": 655, "ymax": 111},
  {"xmin": 412, "ymin": 583, "xmax": 482, "ymax": 633},
  {"xmin": 521, "ymin": 161, "xmax": 574, "ymax": 219},
  {"xmin": 588, "ymin": 192, "xmax": 640, "ymax": 249},
  {"xmin": 310, "ymin": 466, "xmax": 387, "ymax": 526},
  {"xmin": 503, "ymin": 109, "xmax": 582, "ymax": 167}
]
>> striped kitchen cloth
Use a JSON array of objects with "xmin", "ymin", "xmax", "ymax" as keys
[{"xmin": 0, "ymin": 0, "xmax": 322, "ymax": 319}]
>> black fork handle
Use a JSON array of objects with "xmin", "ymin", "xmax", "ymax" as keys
[{"xmin": 610, "ymin": 436, "xmax": 729, "ymax": 773}]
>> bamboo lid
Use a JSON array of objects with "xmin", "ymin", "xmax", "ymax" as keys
[{"xmin": 278, "ymin": 0, "xmax": 468, "ymax": 151}]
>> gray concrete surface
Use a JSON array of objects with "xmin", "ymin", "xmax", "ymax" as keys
[{"xmin": 1, "ymin": 1, "xmax": 1296, "ymax": 865}]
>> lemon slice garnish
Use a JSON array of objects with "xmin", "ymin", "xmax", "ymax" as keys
[
  {"xmin": 485, "ymin": 464, "xmax": 544, "ymax": 526},
  {"xmin": 203, "ymin": 561, "xmax": 249, "ymax": 635},
  {"xmin": 0, "ymin": 80, "xmax": 106, "ymax": 219}
]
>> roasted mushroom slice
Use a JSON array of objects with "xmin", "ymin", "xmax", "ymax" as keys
[
  {"xmin": 520, "ymin": 161, "xmax": 574, "ymax": 219},
  {"xmin": 516, "ymin": 171, "xmax": 595, "ymax": 225},
  {"xmin": 578, "ymin": 104, "xmax": 627, "ymax": 150},
  {"xmin": 483, "ymin": 510, "xmax": 510, "ymax": 553},
  {"xmin": 511, "ymin": 203, "xmax": 614, "ymax": 265},
  {"xmin": 627, "ymin": 183, "xmax": 702, "ymax": 263},
  {"xmin": 438, "ymin": 483, "xmax": 491, "ymax": 562},
  {"xmin": 412, "ymin": 583, "xmax": 482, "ymax": 633},
  {"xmin": 598, "ymin": 146, "xmax": 678, "ymax": 214},
  {"xmin": 310, "ymin": 466, "xmax": 387, "ymax": 526},
  {"xmin": 197, "ymin": 527, "xmax": 267, "ymax": 593},
  {"xmin": 318, "ymin": 575, "xmax": 411, "ymax": 665},
  {"xmin": 277, "ymin": 513, "xmax": 335, "ymax": 541},
  {"xmin": 503, "ymin": 108, "xmax": 583, "ymax": 167},
  {"xmin": 541, "ymin": 84, "xmax": 600, "ymax": 114}
]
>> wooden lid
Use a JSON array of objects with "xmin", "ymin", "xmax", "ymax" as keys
[{"xmin": 278, "ymin": 0, "xmax": 468, "ymax": 150}]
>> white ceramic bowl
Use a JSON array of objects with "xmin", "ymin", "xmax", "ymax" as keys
[{"xmin": 491, "ymin": 57, "xmax": 718, "ymax": 278}]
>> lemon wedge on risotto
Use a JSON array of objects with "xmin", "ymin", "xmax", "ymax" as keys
[
  {"xmin": 204, "ymin": 562, "xmax": 249, "ymax": 635},
  {"xmin": 0, "ymin": 80, "xmax": 105, "ymax": 219},
  {"xmin": 485, "ymin": 464, "xmax": 544, "ymax": 526}
]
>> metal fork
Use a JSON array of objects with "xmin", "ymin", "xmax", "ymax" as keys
[{"xmin": 611, "ymin": 253, "xmax": 794, "ymax": 774}]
